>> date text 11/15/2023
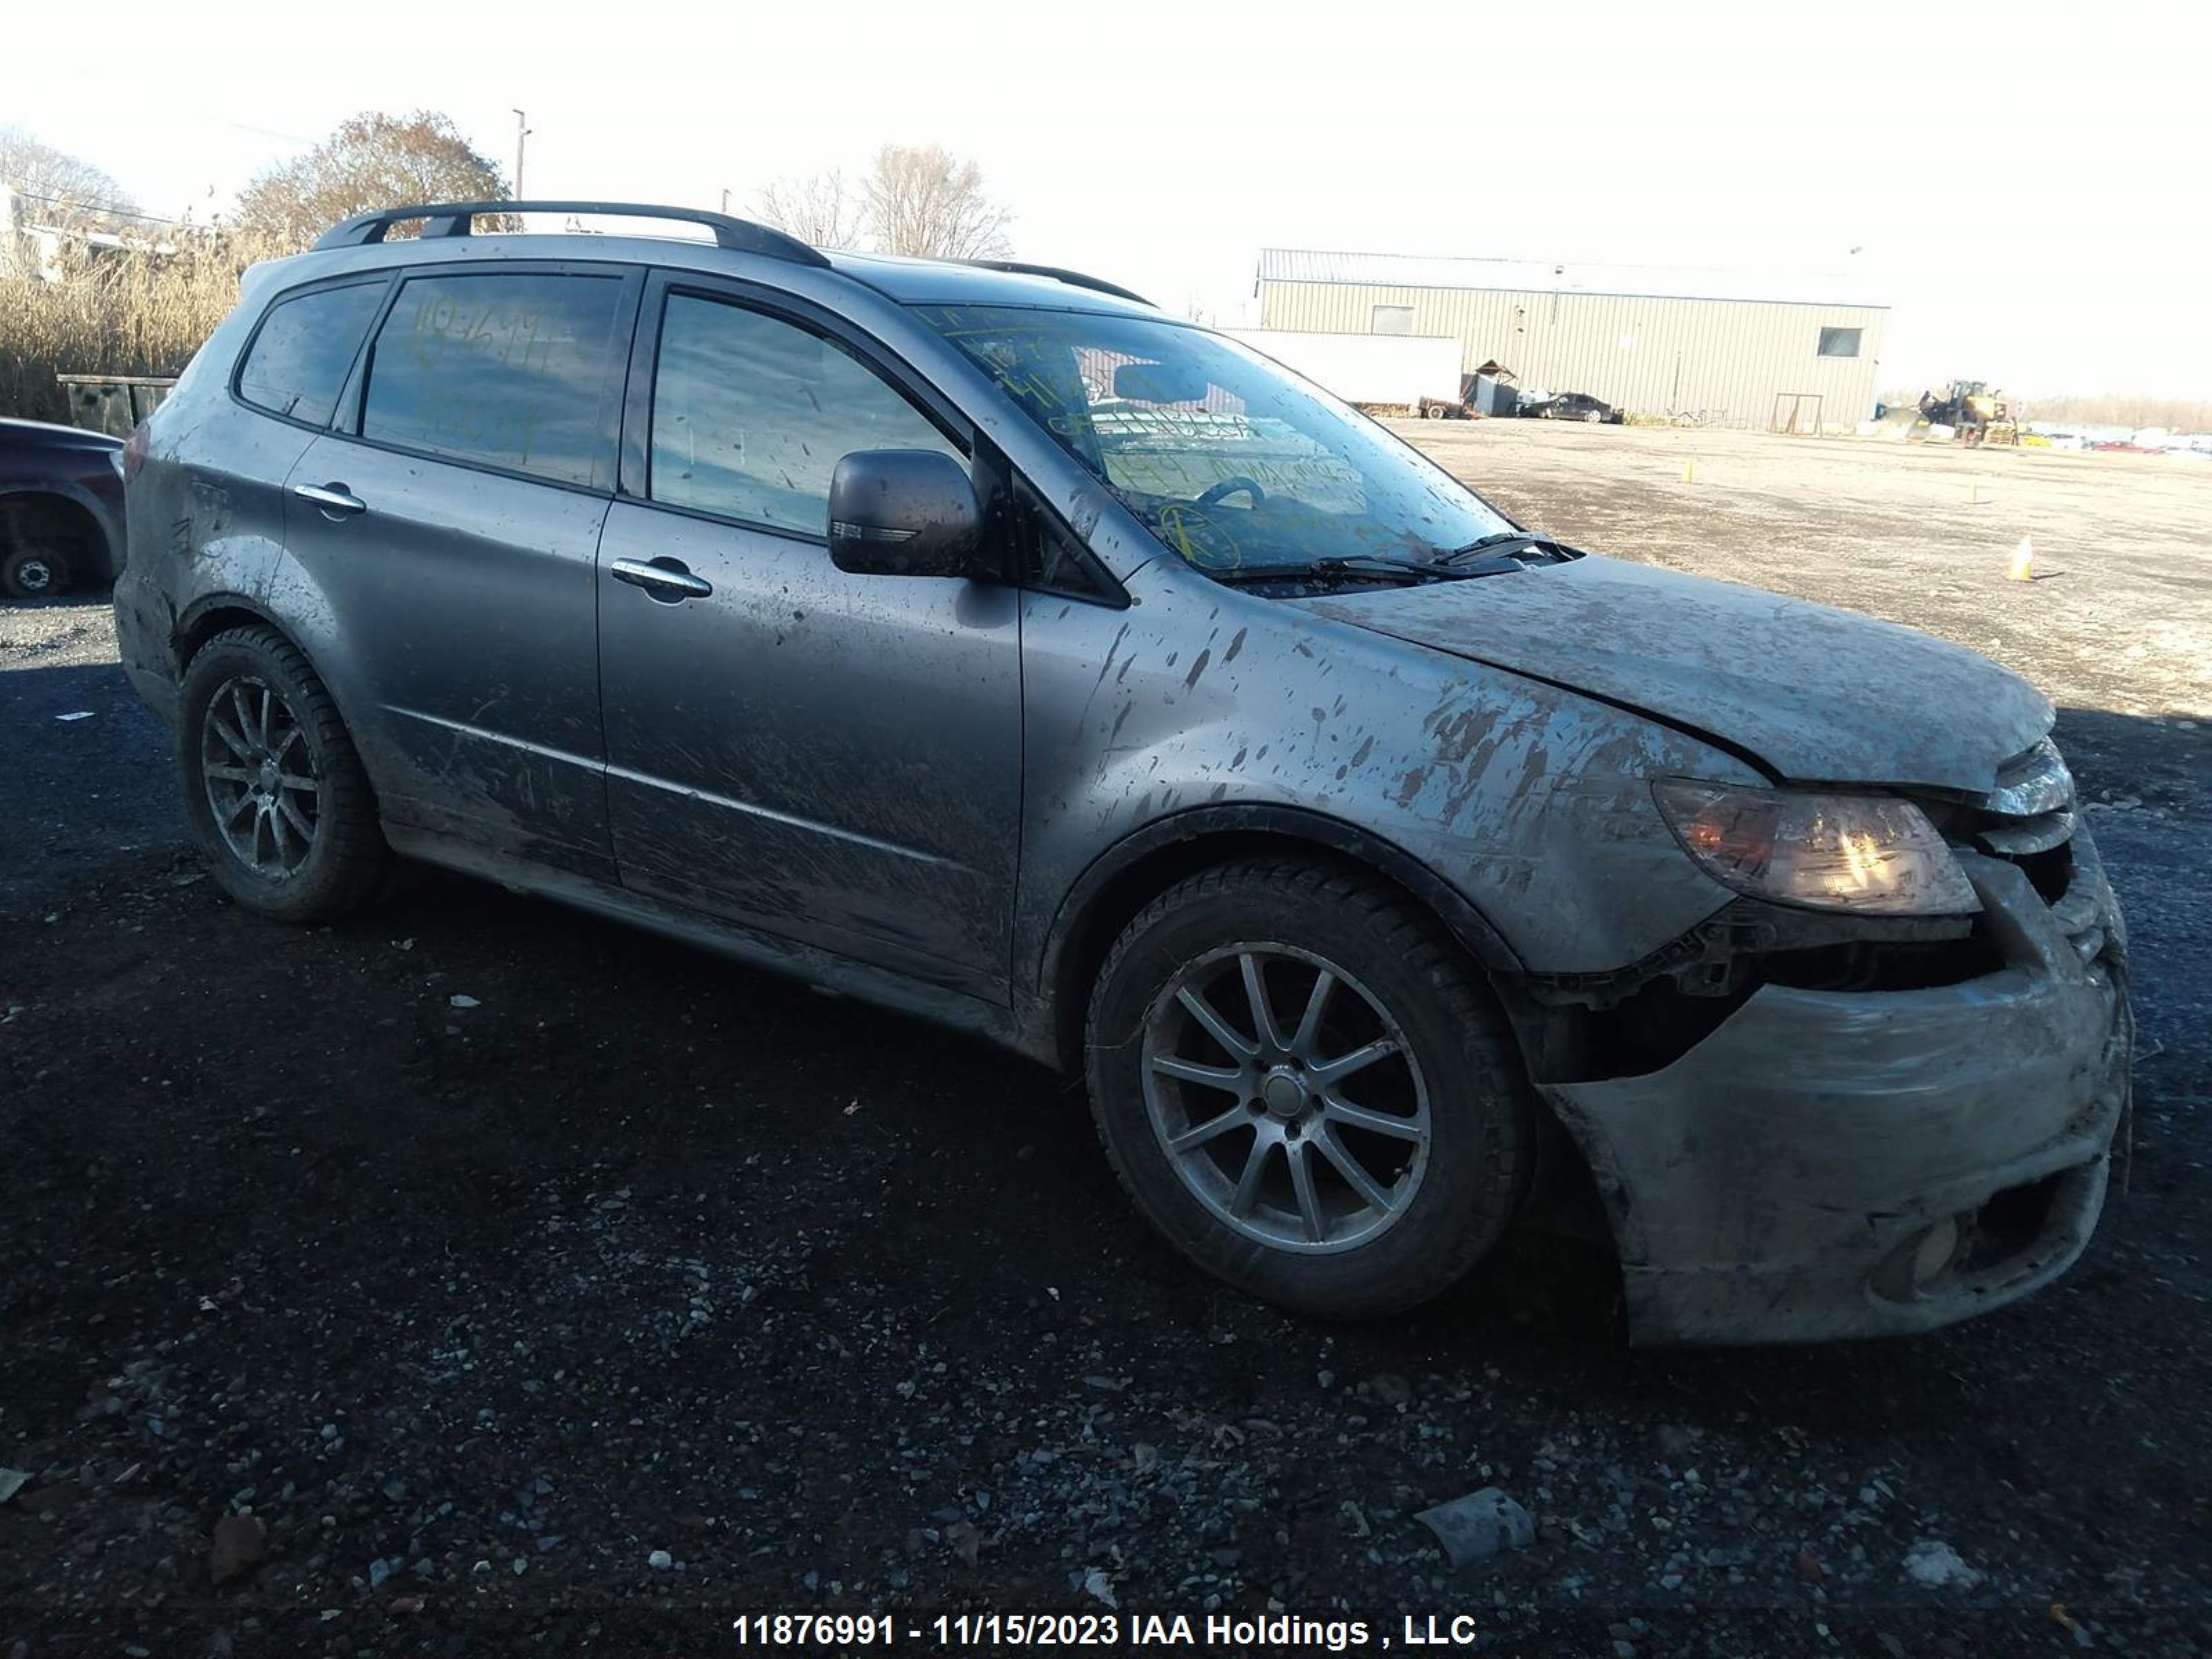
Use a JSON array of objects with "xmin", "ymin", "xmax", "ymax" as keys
[{"xmin": 731, "ymin": 1612, "xmax": 1485, "ymax": 1650}]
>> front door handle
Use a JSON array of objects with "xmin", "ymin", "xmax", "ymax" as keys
[
  {"xmin": 293, "ymin": 481, "xmax": 367, "ymax": 518},
  {"xmin": 610, "ymin": 556, "xmax": 713, "ymax": 602}
]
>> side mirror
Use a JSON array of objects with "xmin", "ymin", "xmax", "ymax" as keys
[{"xmin": 827, "ymin": 449, "xmax": 988, "ymax": 579}]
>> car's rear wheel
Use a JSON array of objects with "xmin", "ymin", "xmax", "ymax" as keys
[
  {"xmin": 1584, "ymin": 409, "xmax": 1603, "ymax": 423},
  {"xmin": 1085, "ymin": 859, "xmax": 1533, "ymax": 1318},
  {"xmin": 1, "ymin": 543, "xmax": 71, "ymax": 600},
  {"xmin": 177, "ymin": 625, "xmax": 388, "ymax": 922}
]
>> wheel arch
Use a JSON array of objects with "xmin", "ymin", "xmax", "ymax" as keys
[
  {"xmin": 0, "ymin": 486, "xmax": 117, "ymax": 587},
  {"xmin": 174, "ymin": 592, "xmax": 301, "ymax": 673},
  {"xmin": 170, "ymin": 596, "xmax": 375, "ymax": 783},
  {"xmin": 1029, "ymin": 804, "xmax": 1526, "ymax": 1074}
]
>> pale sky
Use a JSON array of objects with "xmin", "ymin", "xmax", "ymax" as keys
[{"xmin": 15, "ymin": 0, "xmax": 2212, "ymax": 397}]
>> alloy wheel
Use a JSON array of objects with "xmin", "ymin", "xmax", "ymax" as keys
[
  {"xmin": 1140, "ymin": 943, "xmax": 1432, "ymax": 1253},
  {"xmin": 200, "ymin": 675, "xmax": 321, "ymax": 878}
]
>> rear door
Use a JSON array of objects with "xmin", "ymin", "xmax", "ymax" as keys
[
  {"xmin": 285, "ymin": 263, "xmax": 639, "ymax": 879},
  {"xmin": 594, "ymin": 274, "xmax": 1022, "ymax": 995}
]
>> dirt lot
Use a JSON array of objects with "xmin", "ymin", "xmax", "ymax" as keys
[{"xmin": 3, "ymin": 424, "xmax": 2207, "ymax": 1657}]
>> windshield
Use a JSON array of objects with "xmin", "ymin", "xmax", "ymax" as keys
[{"xmin": 916, "ymin": 305, "xmax": 1515, "ymax": 576}]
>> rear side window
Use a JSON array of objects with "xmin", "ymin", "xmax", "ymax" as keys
[
  {"xmin": 648, "ymin": 293, "xmax": 959, "ymax": 534},
  {"xmin": 236, "ymin": 282, "xmax": 386, "ymax": 426},
  {"xmin": 359, "ymin": 272, "xmax": 626, "ymax": 486}
]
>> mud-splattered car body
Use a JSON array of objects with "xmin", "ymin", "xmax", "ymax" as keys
[{"xmin": 115, "ymin": 206, "xmax": 2130, "ymax": 1343}]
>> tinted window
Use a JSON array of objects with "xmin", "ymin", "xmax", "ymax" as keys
[
  {"xmin": 360, "ymin": 272, "xmax": 625, "ymax": 485},
  {"xmin": 236, "ymin": 282, "xmax": 386, "ymax": 425},
  {"xmin": 650, "ymin": 294, "xmax": 958, "ymax": 534}
]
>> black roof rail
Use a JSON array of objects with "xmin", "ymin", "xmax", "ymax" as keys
[
  {"xmin": 312, "ymin": 200, "xmax": 831, "ymax": 267},
  {"xmin": 962, "ymin": 259, "xmax": 1152, "ymax": 308}
]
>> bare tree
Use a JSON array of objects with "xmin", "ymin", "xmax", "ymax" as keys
[
  {"xmin": 753, "ymin": 169, "xmax": 864, "ymax": 250},
  {"xmin": 861, "ymin": 144, "xmax": 1012, "ymax": 260},
  {"xmin": 231, "ymin": 111, "xmax": 507, "ymax": 252},
  {"xmin": 0, "ymin": 124, "xmax": 138, "ymax": 226}
]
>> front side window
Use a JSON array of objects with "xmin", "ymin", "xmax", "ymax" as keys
[
  {"xmin": 359, "ymin": 272, "xmax": 626, "ymax": 485},
  {"xmin": 919, "ymin": 305, "xmax": 1513, "ymax": 576},
  {"xmin": 649, "ymin": 294, "xmax": 959, "ymax": 534},
  {"xmin": 236, "ymin": 282, "xmax": 387, "ymax": 426}
]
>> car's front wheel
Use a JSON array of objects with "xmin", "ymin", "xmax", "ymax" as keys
[
  {"xmin": 1, "ymin": 543, "xmax": 71, "ymax": 600},
  {"xmin": 1085, "ymin": 860, "xmax": 1533, "ymax": 1318},
  {"xmin": 177, "ymin": 625, "xmax": 389, "ymax": 923}
]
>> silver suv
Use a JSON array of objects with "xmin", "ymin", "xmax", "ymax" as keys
[{"xmin": 115, "ymin": 200, "xmax": 2131, "ymax": 1343}]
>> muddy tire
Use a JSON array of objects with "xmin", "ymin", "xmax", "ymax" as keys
[
  {"xmin": 1084, "ymin": 859, "xmax": 1533, "ymax": 1318},
  {"xmin": 2, "ymin": 543, "xmax": 71, "ymax": 600},
  {"xmin": 177, "ymin": 625, "xmax": 388, "ymax": 923}
]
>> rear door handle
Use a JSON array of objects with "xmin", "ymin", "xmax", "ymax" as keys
[
  {"xmin": 293, "ymin": 482, "xmax": 366, "ymax": 518},
  {"xmin": 610, "ymin": 556, "xmax": 713, "ymax": 602}
]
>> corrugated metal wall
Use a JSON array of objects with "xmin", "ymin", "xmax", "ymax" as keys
[{"xmin": 1257, "ymin": 280, "xmax": 1887, "ymax": 429}]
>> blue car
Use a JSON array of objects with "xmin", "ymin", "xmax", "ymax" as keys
[{"xmin": 0, "ymin": 416, "xmax": 126, "ymax": 599}]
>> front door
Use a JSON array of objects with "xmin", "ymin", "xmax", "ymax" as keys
[{"xmin": 595, "ymin": 280, "xmax": 1022, "ymax": 997}]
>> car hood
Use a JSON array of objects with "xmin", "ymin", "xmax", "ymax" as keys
[{"xmin": 1292, "ymin": 554, "xmax": 2051, "ymax": 793}]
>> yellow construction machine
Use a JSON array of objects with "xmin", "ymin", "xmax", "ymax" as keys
[{"xmin": 1918, "ymin": 381, "xmax": 2019, "ymax": 446}]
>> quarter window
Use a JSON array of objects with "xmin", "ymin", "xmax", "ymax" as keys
[
  {"xmin": 359, "ymin": 272, "xmax": 626, "ymax": 486},
  {"xmin": 1817, "ymin": 326, "xmax": 1863, "ymax": 358},
  {"xmin": 236, "ymin": 282, "xmax": 386, "ymax": 426},
  {"xmin": 648, "ymin": 293, "xmax": 959, "ymax": 534}
]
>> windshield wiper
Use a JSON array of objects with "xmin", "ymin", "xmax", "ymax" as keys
[
  {"xmin": 1208, "ymin": 545, "xmax": 1555, "ymax": 587},
  {"xmin": 1210, "ymin": 553, "xmax": 1445, "ymax": 585},
  {"xmin": 1436, "ymin": 531, "xmax": 1559, "ymax": 568}
]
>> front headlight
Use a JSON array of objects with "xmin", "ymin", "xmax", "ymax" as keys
[{"xmin": 1653, "ymin": 780, "xmax": 1980, "ymax": 916}]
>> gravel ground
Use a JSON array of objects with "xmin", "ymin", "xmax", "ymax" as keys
[{"xmin": 2, "ymin": 425, "xmax": 2207, "ymax": 1657}]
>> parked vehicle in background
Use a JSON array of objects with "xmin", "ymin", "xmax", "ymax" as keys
[
  {"xmin": 0, "ymin": 418, "xmax": 126, "ymax": 599},
  {"xmin": 115, "ymin": 200, "xmax": 2130, "ymax": 1344},
  {"xmin": 1521, "ymin": 391, "xmax": 1623, "ymax": 424}
]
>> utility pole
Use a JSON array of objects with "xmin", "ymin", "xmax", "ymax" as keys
[
  {"xmin": 720, "ymin": 188, "xmax": 731, "ymax": 214},
  {"xmin": 512, "ymin": 109, "xmax": 532, "ymax": 198}
]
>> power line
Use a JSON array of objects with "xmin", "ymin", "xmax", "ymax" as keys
[{"xmin": 1, "ymin": 185, "xmax": 187, "ymax": 227}]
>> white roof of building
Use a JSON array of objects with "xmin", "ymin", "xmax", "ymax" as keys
[{"xmin": 1257, "ymin": 248, "xmax": 1887, "ymax": 309}]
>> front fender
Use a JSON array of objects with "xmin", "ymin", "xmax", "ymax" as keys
[
  {"xmin": 1022, "ymin": 799, "xmax": 1529, "ymax": 1071},
  {"xmin": 1046, "ymin": 800, "xmax": 1526, "ymax": 979}
]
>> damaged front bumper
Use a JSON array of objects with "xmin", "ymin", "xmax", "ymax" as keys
[{"xmin": 1544, "ymin": 829, "xmax": 2130, "ymax": 1346}]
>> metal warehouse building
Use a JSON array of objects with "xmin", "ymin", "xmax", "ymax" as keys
[{"xmin": 1255, "ymin": 249, "xmax": 1888, "ymax": 430}]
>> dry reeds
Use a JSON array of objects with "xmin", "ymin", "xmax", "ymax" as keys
[{"xmin": 0, "ymin": 229, "xmax": 290, "ymax": 422}]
